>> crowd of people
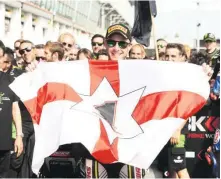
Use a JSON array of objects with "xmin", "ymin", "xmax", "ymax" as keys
[{"xmin": 0, "ymin": 23, "xmax": 220, "ymax": 178}]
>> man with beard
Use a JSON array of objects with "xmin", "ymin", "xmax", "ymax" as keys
[{"xmin": 91, "ymin": 34, "xmax": 105, "ymax": 59}]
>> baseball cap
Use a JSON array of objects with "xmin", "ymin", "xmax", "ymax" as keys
[
  {"xmin": 106, "ymin": 24, "xmax": 132, "ymax": 41},
  {"xmin": 203, "ymin": 33, "xmax": 216, "ymax": 42}
]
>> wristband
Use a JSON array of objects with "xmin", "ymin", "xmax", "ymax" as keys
[{"xmin": 16, "ymin": 133, "xmax": 24, "ymax": 138}]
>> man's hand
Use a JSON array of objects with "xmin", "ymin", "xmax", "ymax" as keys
[
  {"xmin": 14, "ymin": 136, "xmax": 23, "ymax": 157},
  {"xmin": 170, "ymin": 129, "xmax": 181, "ymax": 145},
  {"xmin": 25, "ymin": 60, "xmax": 39, "ymax": 72},
  {"xmin": 202, "ymin": 63, "xmax": 213, "ymax": 80}
]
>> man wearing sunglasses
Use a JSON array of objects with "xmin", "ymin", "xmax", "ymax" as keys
[
  {"xmin": 91, "ymin": 34, "xmax": 105, "ymax": 59},
  {"xmin": 35, "ymin": 44, "xmax": 46, "ymax": 62},
  {"xmin": 157, "ymin": 39, "xmax": 167, "ymax": 55},
  {"xmin": 19, "ymin": 40, "xmax": 36, "ymax": 65},
  {"xmin": 104, "ymin": 24, "xmax": 131, "ymax": 61},
  {"xmin": 203, "ymin": 33, "xmax": 220, "ymax": 68},
  {"xmin": 58, "ymin": 33, "xmax": 75, "ymax": 60}
]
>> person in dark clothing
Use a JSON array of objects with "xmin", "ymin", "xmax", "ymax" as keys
[
  {"xmin": 0, "ymin": 46, "xmax": 34, "ymax": 178},
  {"xmin": 0, "ymin": 43, "xmax": 23, "ymax": 177}
]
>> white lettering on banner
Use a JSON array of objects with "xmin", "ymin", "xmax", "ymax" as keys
[
  {"xmin": 205, "ymin": 134, "xmax": 214, "ymax": 139},
  {"xmin": 188, "ymin": 116, "xmax": 206, "ymax": 132}
]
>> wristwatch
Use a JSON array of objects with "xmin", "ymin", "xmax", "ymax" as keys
[{"xmin": 16, "ymin": 132, "xmax": 24, "ymax": 138}]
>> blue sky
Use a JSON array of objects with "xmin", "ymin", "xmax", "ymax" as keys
[{"xmin": 154, "ymin": 0, "xmax": 220, "ymax": 46}]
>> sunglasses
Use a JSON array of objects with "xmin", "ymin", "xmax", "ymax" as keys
[
  {"xmin": 106, "ymin": 40, "xmax": 129, "ymax": 49},
  {"xmin": 19, "ymin": 47, "xmax": 32, "ymax": 55},
  {"xmin": 157, "ymin": 44, "xmax": 165, "ymax": 48},
  {"xmin": 15, "ymin": 47, "xmax": 20, "ymax": 50},
  {"xmin": 92, "ymin": 42, "xmax": 103, "ymax": 46},
  {"xmin": 3, "ymin": 61, "xmax": 10, "ymax": 64},
  {"xmin": 62, "ymin": 42, "xmax": 73, "ymax": 48},
  {"xmin": 36, "ymin": 56, "xmax": 46, "ymax": 61}
]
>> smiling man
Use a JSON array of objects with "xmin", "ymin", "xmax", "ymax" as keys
[
  {"xmin": 104, "ymin": 24, "xmax": 132, "ymax": 61},
  {"xmin": 203, "ymin": 33, "xmax": 220, "ymax": 68}
]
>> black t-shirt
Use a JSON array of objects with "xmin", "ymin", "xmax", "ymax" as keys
[
  {"xmin": 7, "ymin": 67, "xmax": 32, "ymax": 123},
  {"xmin": 0, "ymin": 71, "xmax": 19, "ymax": 150}
]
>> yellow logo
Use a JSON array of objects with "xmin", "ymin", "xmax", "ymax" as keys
[
  {"xmin": 108, "ymin": 25, "xmax": 127, "ymax": 34},
  {"xmin": 0, "ymin": 92, "xmax": 4, "ymax": 104}
]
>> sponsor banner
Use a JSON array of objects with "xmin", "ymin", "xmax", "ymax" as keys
[{"xmin": 185, "ymin": 103, "xmax": 220, "ymax": 178}]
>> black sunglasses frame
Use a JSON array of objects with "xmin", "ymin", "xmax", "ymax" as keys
[
  {"xmin": 19, "ymin": 47, "xmax": 32, "ymax": 55},
  {"xmin": 62, "ymin": 42, "xmax": 73, "ymax": 48},
  {"xmin": 92, "ymin": 42, "xmax": 103, "ymax": 47},
  {"xmin": 106, "ymin": 39, "xmax": 129, "ymax": 49}
]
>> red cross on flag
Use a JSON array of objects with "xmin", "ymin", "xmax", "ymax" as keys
[{"xmin": 10, "ymin": 60, "xmax": 210, "ymax": 174}]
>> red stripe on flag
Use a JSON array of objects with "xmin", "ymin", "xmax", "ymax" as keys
[
  {"xmin": 132, "ymin": 91, "xmax": 206, "ymax": 125},
  {"xmin": 24, "ymin": 82, "xmax": 82, "ymax": 124},
  {"xmin": 92, "ymin": 120, "xmax": 119, "ymax": 163},
  {"xmin": 89, "ymin": 60, "xmax": 120, "ymax": 96}
]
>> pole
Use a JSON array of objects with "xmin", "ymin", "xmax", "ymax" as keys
[
  {"xmin": 196, "ymin": 1, "xmax": 200, "ymax": 52},
  {"xmin": 151, "ymin": 14, "xmax": 159, "ymax": 60}
]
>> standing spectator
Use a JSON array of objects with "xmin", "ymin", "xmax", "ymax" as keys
[
  {"xmin": 97, "ymin": 49, "xmax": 109, "ymax": 60},
  {"xmin": 69, "ymin": 45, "xmax": 80, "ymax": 61},
  {"xmin": 203, "ymin": 33, "xmax": 220, "ymax": 68},
  {"xmin": 157, "ymin": 39, "xmax": 167, "ymax": 53},
  {"xmin": 58, "ymin": 32, "xmax": 75, "ymax": 60},
  {"xmin": 0, "ymin": 42, "xmax": 23, "ymax": 178},
  {"xmin": 184, "ymin": 44, "xmax": 191, "ymax": 61},
  {"xmin": 2, "ymin": 47, "xmax": 23, "ymax": 77},
  {"xmin": 165, "ymin": 43, "xmax": 186, "ymax": 62},
  {"xmin": 91, "ymin": 34, "xmax": 105, "ymax": 59},
  {"xmin": 129, "ymin": 44, "xmax": 146, "ymax": 59},
  {"xmin": 35, "ymin": 44, "xmax": 46, "ymax": 62},
  {"xmin": 14, "ymin": 39, "xmax": 23, "ymax": 60},
  {"xmin": 19, "ymin": 40, "xmax": 36, "ymax": 65},
  {"xmin": 104, "ymin": 24, "xmax": 131, "ymax": 61},
  {"xmin": 159, "ymin": 43, "xmax": 190, "ymax": 179},
  {"xmin": 159, "ymin": 52, "xmax": 166, "ymax": 61},
  {"xmin": 77, "ymin": 48, "xmax": 93, "ymax": 60},
  {"xmin": 44, "ymin": 42, "xmax": 64, "ymax": 62},
  {"xmin": 14, "ymin": 39, "xmax": 25, "ymax": 69}
]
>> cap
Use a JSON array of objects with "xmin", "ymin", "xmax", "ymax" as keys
[
  {"xmin": 106, "ymin": 24, "xmax": 132, "ymax": 41},
  {"xmin": 203, "ymin": 33, "xmax": 216, "ymax": 42}
]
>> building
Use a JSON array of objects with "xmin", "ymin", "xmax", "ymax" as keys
[{"xmin": 0, "ymin": 0, "xmax": 134, "ymax": 49}]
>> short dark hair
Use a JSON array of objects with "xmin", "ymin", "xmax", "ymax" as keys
[
  {"xmin": 91, "ymin": 34, "xmax": 104, "ymax": 43},
  {"xmin": 35, "ymin": 44, "xmax": 44, "ymax": 49},
  {"xmin": 0, "ymin": 40, "xmax": 5, "ymax": 55},
  {"xmin": 166, "ymin": 43, "xmax": 186, "ymax": 56},
  {"xmin": 4, "ymin": 47, "xmax": 14, "ymax": 61},
  {"xmin": 189, "ymin": 52, "xmax": 210, "ymax": 65},
  {"xmin": 77, "ymin": 48, "xmax": 93, "ymax": 60},
  {"xmin": 98, "ymin": 49, "xmax": 108, "ymax": 56},
  {"xmin": 159, "ymin": 52, "xmax": 165, "ymax": 58}
]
